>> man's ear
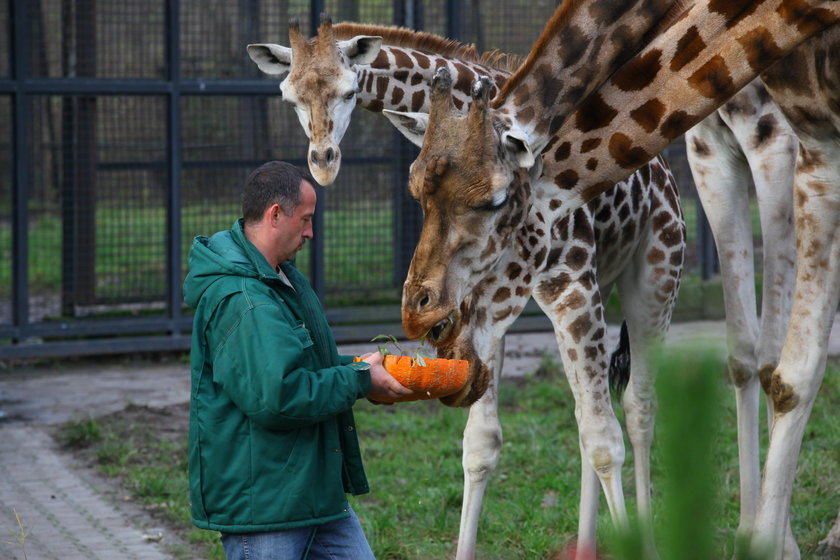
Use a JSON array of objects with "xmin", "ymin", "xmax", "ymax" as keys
[
  {"xmin": 338, "ymin": 36, "xmax": 383, "ymax": 66},
  {"xmin": 247, "ymin": 44, "xmax": 292, "ymax": 76},
  {"xmin": 381, "ymin": 110, "xmax": 429, "ymax": 147}
]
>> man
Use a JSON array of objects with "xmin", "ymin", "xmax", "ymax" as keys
[{"xmin": 183, "ymin": 161, "xmax": 412, "ymax": 560}]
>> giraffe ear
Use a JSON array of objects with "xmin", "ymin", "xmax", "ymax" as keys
[
  {"xmin": 247, "ymin": 44, "xmax": 292, "ymax": 76},
  {"xmin": 501, "ymin": 128, "xmax": 537, "ymax": 169},
  {"xmin": 382, "ymin": 110, "xmax": 429, "ymax": 147},
  {"xmin": 339, "ymin": 36, "xmax": 383, "ymax": 66}
]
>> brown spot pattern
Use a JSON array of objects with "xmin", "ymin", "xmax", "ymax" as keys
[
  {"xmin": 569, "ymin": 314, "xmax": 593, "ymax": 344},
  {"xmin": 670, "ymin": 25, "xmax": 705, "ymax": 72},
  {"xmin": 688, "ymin": 55, "xmax": 735, "ymax": 101},
  {"xmin": 608, "ymin": 133, "xmax": 651, "ymax": 169},
  {"xmin": 738, "ymin": 27, "xmax": 784, "ymax": 73},
  {"xmin": 575, "ymin": 93, "xmax": 619, "ymax": 133},
  {"xmin": 581, "ymin": 138, "xmax": 601, "ymax": 153},
  {"xmin": 630, "ymin": 99, "xmax": 666, "ymax": 133},
  {"xmin": 557, "ymin": 169, "xmax": 580, "ymax": 190},
  {"xmin": 554, "ymin": 141, "xmax": 572, "ymax": 162},
  {"xmin": 612, "ymin": 49, "xmax": 663, "ymax": 91},
  {"xmin": 393, "ymin": 49, "xmax": 413, "ymax": 68},
  {"xmin": 411, "ymin": 90, "xmax": 425, "ymax": 112},
  {"xmin": 659, "ymin": 110, "xmax": 695, "ymax": 140}
]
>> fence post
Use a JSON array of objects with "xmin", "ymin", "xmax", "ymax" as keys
[
  {"xmin": 11, "ymin": 0, "xmax": 30, "ymax": 340},
  {"xmin": 60, "ymin": 0, "xmax": 98, "ymax": 312},
  {"xmin": 307, "ymin": 7, "xmax": 326, "ymax": 303},
  {"xmin": 390, "ymin": 0, "xmax": 424, "ymax": 285},
  {"xmin": 166, "ymin": 0, "xmax": 185, "ymax": 334},
  {"xmin": 447, "ymin": 0, "xmax": 462, "ymax": 40}
]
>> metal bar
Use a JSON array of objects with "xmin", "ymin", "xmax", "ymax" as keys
[
  {"xmin": 309, "ymin": 0, "xmax": 325, "ymax": 35},
  {"xmin": 311, "ymin": 183, "xmax": 326, "ymax": 304},
  {"xmin": 0, "ymin": 335, "xmax": 194, "ymax": 360},
  {"xmin": 10, "ymin": 0, "xmax": 30, "ymax": 342},
  {"xmin": 94, "ymin": 155, "xmax": 391, "ymax": 172},
  {"xmin": 447, "ymin": 0, "xmax": 462, "ymax": 40},
  {"xmin": 0, "ymin": 311, "xmax": 553, "ymax": 360},
  {"xmin": 165, "ymin": 0, "xmax": 184, "ymax": 337},
  {"xmin": 0, "ymin": 316, "xmax": 195, "ymax": 340},
  {"xmin": 0, "ymin": 78, "xmax": 281, "ymax": 95},
  {"xmin": 307, "ymin": 9, "xmax": 326, "ymax": 304}
]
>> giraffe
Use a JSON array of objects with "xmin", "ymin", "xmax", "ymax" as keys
[
  {"xmin": 398, "ymin": 0, "xmax": 840, "ymax": 557},
  {"xmin": 246, "ymin": 15, "xmax": 518, "ymax": 186},
  {"xmin": 685, "ymin": 79, "xmax": 799, "ymax": 552},
  {"xmin": 248, "ymin": 16, "xmax": 685, "ymax": 558},
  {"xmin": 390, "ymin": 68, "xmax": 685, "ymax": 559}
]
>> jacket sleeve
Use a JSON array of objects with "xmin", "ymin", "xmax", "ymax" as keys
[{"xmin": 210, "ymin": 299, "xmax": 372, "ymax": 431}]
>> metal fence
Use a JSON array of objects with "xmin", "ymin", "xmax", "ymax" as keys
[{"xmin": 1, "ymin": 0, "xmax": 715, "ymax": 360}]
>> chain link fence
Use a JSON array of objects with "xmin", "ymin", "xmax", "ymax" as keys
[{"xmin": 1, "ymin": 0, "xmax": 714, "ymax": 359}]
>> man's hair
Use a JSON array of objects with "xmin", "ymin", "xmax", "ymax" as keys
[{"xmin": 241, "ymin": 161, "xmax": 316, "ymax": 223}]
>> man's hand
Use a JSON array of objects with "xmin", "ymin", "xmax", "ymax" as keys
[{"xmin": 360, "ymin": 352, "xmax": 414, "ymax": 403}]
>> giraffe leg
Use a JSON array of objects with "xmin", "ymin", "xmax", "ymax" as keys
[
  {"xmin": 535, "ymin": 271, "xmax": 629, "ymax": 545},
  {"xmin": 456, "ymin": 339, "xmax": 504, "ymax": 560},
  {"xmin": 687, "ymin": 120, "xmax": 765, "ymax": 543},
  {"xmin": 744, "ymin": 123, "xmax": 799, "ymax": 559},
  {"xmin": 614, "ymin": 183, "xmax": 684, "ymax": 559},
  {"xmin": 576, "ymin": 454, "xmax": 600, "ymax": 557},
  {"xmin": 752, "ymin": 145, "xmax": 840, "ymax": 560}
]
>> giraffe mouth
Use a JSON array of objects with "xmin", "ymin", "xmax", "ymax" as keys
[{"xmin": 427, "ymin": 313, "xmax": 455, "ymax": 346}]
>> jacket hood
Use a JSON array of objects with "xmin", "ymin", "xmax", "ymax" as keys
[{"xmin": 183, "ymin": 219, "xmax": 276, "ymax": 309}]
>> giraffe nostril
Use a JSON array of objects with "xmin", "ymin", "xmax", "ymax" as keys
[
  {"xmin": 325, "ymin": 148, "xmax": 335, "ymax": 165},
  {"xmin": 309, "ymin": 150, "xmax": 319, "ymax": 165}
]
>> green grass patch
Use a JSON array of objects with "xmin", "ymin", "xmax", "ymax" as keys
[{"xmin": 57, "ymin": 356, "xmax": 840, "ymax": 559}]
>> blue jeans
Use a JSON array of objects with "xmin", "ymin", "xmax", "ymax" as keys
[{"xmin": 220, "ymin": 506, "xmax": 375, "ymax": 560}]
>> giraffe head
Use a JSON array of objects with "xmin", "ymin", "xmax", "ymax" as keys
[
  {"xmin": 399, "ymin": 68, "xmax": 538, "ymax": 406},
  {"xmin": 247, "ymin": 15, "xmax": 382, "ymax": 185}
]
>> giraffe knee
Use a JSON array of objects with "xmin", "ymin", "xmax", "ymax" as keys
[
  {"xmin": 769, "ymin": 373, "xmax": 799, "ymax": 415},
  {"xmin": 758, "ymin": 364, "xmax": 775, "ymax": 394},
  {"xmin": 729, "ymin": 356, "xmax": 756, "ymax": 388}
]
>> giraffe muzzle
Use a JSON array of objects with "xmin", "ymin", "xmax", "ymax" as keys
[
  {"xmin": 428, "ymin": 313, "xmax": 455, "ymax": 346},
  {"xmin": 309, "ymin": 146, "xmax": 337, "ymax": 167}
]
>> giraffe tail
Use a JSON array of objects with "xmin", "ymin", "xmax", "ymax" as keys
[{"xmin": 608, "ymin": 320, "xmax": 631, "ymax": 400}]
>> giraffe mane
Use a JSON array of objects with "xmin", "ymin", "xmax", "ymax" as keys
[{"xmin": 331, "ymin": 22, "xmax": 523, "ymax": 72}]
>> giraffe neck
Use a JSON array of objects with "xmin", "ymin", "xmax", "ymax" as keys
[
  {"xmin": 354, "ymin": 46, "xmax": 510, "ymax": 114},
  {"xmin": 541, "ymin": 0, "xmax": 840, "ymax": 213},
  {"xmin": 492, "ymin": 0, "xmax": 680, "ymax": 148}
]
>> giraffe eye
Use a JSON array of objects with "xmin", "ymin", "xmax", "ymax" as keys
[
  {"xmin": 479, "ymin": 190, "xmax": 508, "ymax": 211},
  {"xmin": 343, "ymin": 91, "xmax": 356, "ymax": 101}
]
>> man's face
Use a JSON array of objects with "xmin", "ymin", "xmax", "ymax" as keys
[{"xmin": 276, "ymin": 180, "xmax": 316, "ymax": 264}]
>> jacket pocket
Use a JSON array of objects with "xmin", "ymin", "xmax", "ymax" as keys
[{"xmin": 292, "ymin": 321, "xmax": 314, "ymax": 349}]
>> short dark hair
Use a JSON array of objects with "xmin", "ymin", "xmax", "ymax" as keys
[{"xmin": 241, "ymin": 161, "xmax": 316, "ymax": 223}]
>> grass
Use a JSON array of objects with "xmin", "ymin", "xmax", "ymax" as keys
[{"xmin": 55, "ymin": 352, "xmax": 840, "ymax": 559}]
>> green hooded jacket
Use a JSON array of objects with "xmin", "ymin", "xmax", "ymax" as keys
[{"xmin": 183, "ymin": 219, "xmax": 372, "ymax": 533}]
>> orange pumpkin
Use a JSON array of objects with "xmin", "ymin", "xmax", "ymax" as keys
[{"xmin": 353, "ymin": 355, "xmax": 469, "ymax": 403}]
